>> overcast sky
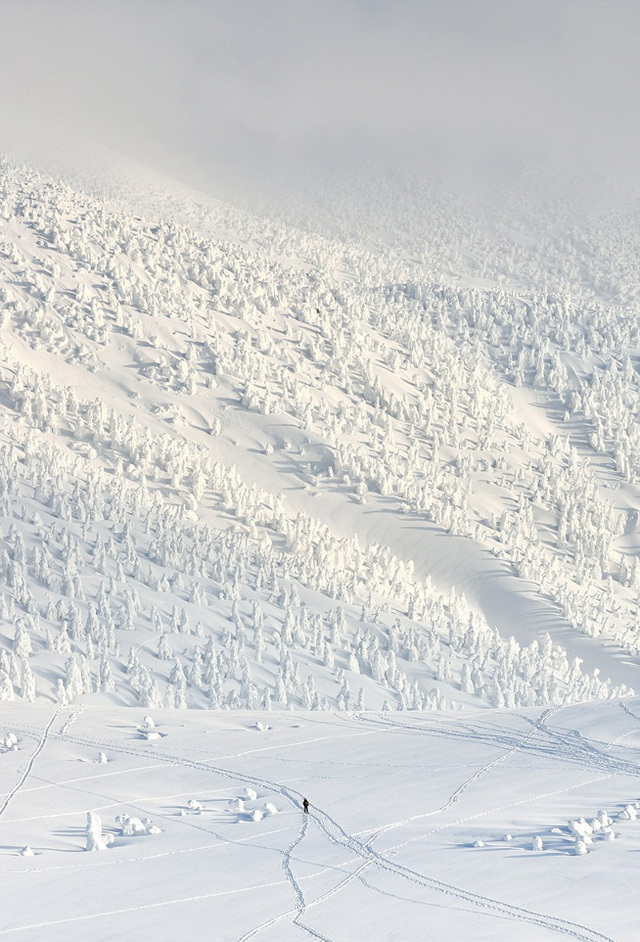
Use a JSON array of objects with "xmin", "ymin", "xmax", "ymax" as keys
[{"xmin": 1, "ymin": 0, "xmax": 639, "ymax": 198}]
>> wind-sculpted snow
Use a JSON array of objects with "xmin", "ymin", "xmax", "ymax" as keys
[{"xmin": 0, "ymin": 157, "xmax": 638, "ymax": 716}]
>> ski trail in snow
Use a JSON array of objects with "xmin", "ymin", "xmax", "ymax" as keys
[
  {"xmin": 283, "ymin": 815, "xmax": 337, "ymax": 942},
  {"xmin": 292, "ymin": 918, "xmax": 335, "ymax": 942},
  {"xmin": 5, "ymin": 825, "xmax": 296, "ymax": 876},
  {"xmin": 362, "ymin": 714, "xmax": 542, "ymax": 840},
  {"xmin": 618, "ymin": 700, "xmax": 640, "ymax": 723},
  {"xmin": 235, "ymin": 820, "xmax": 374, "ymax": 942},
  {"xmin": 46, "ymin": 727, "xmax": 615, "ymax": 942},
  {"xmin": 16, "ymin": 762, "xmax": 167, "ymax": 797},
  {"xmin": 207, "ymin": 729, "xmax": 379, "ymax": 762},
  {"xmin": 268, "ymin": 812, "xmax": 336, "ymax": 942},
  {"xmin": 281, "ymin": 813, "xmax": 308, "ymax": 916},
  {"xmin": 0, "ymin": 708, "xmax": 59, "ymax": 822},
  {"xmin": 324, "ymin": 707, "xmax": 544, "ymax": 908},
  {"xmin": 357, "ymin": 706, "xmax": 640, "ymax": 780},
  {"xmin": 309, "ymin": 806, "xmax": 614, "ymax": 942},
  {"xmin": 533, "ymin": 709, "xmax": 640, "ymax": 777},
  {"xmin": 350, "ymin": 711, "xmax": 546, "ymax": 760},
  {"xmin": 58, "ymin": 706, "xmax": 83, "ymax": 737},
  {"xmin": 389, "ymin": 773, "xmax": 613, "ymax": 853},
  {"xmin": 0, "ymin": 878, "xmax": 323, "ymax": 937}
]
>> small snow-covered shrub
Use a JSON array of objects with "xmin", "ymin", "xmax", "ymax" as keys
[
  {"xmin": 1, "ymin": 732, "xmax": 18, "ymax": 751},
  {"xmin": 116, "ymin": 814, "xmax": 147, "ymax": 836},
  {"xmin": 85, "ymin": 812, "xmax": 113, "ymax": 851},
  {"xmin": 569, "ymin": 818, "xmax": 593, "ymax": 843}
]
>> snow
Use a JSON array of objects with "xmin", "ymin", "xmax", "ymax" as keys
[
  {"xmin": 1, "ymin": 149, "xmax": 640, "ymax": 938},
  {"xmin": 0, "ymin": 702, "xmax": 639, "ymax": 940},
  {"xmin": 85, "ymin": 810, "xmax": 112, "ymax": 851}
]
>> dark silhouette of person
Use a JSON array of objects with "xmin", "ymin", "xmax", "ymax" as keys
[{"xmin": 302, "ymin": 798, "xmax": 309, "ymax": 814}]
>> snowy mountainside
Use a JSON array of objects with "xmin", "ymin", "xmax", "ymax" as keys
[{"xmin": 0, "ymin": 157, "xmax": 639, "ymax": 714}]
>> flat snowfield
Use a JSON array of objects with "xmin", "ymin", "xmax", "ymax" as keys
[{"xmin": 1, "ymin": 703, "xmax": 639, "ymax": 941}]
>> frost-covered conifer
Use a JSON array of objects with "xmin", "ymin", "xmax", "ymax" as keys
[
  {"xmin": 98, "ymin": 655, "xmax": 115, "ymax": 693},
  {"xmin": 13, "ymin": 620, "xmax": 32, "ymax": 658},
  {"xmin": 175, "ymin": 681, "xmax": 187, "ymax": 709},
  {"xmin": 0, "ymin": 670, "xmax": 15, "ymax": 701},
  {"xmin": 20, "ymin": 659, "xmax": 36, "ymax": 701},
  {"xmin": 65, "ymin": 655, "xmax": 83, "ymax": 701},
  {"xmin": 157, "ymin": 634, "xmax": 173, "ymax": 661}
]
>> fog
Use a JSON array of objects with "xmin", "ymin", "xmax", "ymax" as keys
[{"xmin": 1, "ymin": 0, "xmax": 639, "ymax": 210}]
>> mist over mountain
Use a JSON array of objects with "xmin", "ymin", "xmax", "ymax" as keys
[{"xmin": 3, "ymin": 0, "xmax": 640, "ymax": 209}]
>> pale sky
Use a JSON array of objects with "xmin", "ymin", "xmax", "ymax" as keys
[{"xmin": 1, "ymin": 0, "xmax": 639, "ymax": 197}]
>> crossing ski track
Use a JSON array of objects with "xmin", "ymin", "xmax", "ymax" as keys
[
  {"xmin": 58, "ymin": 707, "xmax": 84, "ymax": 738},
  {"xmin": 0, "ymin": 708, "xmax": 59, "ymax": 823},
  {"xmin": 6, "ymin": 718, "xmax": 616, "ymax": 942},
  {"xmin": 533, "ymin": 706, "xmax": 640, "ymax": 778},
  {"xmin": 349, "ymin": 704, "xmax": 640, "ymax": 779},
  {"xmin": 348, "ymin": 703, "xmax": 640, "ymax": 861}
]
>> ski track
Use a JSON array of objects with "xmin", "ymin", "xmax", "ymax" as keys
[
  {"xmin": 533, "ymin": 709, "xmax": 640, "ymax": 779},
  {"xmin": 292, "ymin": 917, "xmax": 335, "ymax": 942},
  {"xmin": 618, "ymin": 700, "xmax": 640, "ymax": 724},
  {"xmin": 356, "ymin": 706, "xmax": 640, "ymax": 782},
  {"xmin": 282, "ymin": 813, "xmax": 308, "ymax": 917},
  {"xmin": 207, "ymin": 729, "xmax": 380, "ymax": 763},
  {"xmin": 307, "ymin": 710, "xmax": 546, "ymax": 907},
  {"xmin": 15, "ymin": 762, "xmax": 169, "ymax": 798},
  {"xmin": 234, "ymin": 818, "xmax": 377, "ymax": 942},
  {"xmin": 351, "ymin": 710, "xmax": 553, "ymax": 761},
  {"xmin": 21, "ymin": 723, "xmax": 615, "ymax": 942},
  {"xmin": 245, "ymin": 811, "xmax": 336, "ymax": 942},
  {"xmin": 359, "ymin": 712, "xmax": 543, "ymax": 840},
  {"xmin": 388, "ymin": 773, "xmax": 613, "ymax": 854},
  {"xmin": 0, "ymin": 877, "xmax": 320, "ymax": 937},
  {"xmin": 0, "ymin": 708, "xmax": 59, "ymax": 823},
  {"xmin": 309, "ymin": 805, "xmax": 614, "ymax": 942},
  {"xmin": 58, "ymin": 707, "xmax": 83, "ymax": 738},
  {"xmin": 5, "ymin": 768, "xmax": 363, "ymax": 942}
]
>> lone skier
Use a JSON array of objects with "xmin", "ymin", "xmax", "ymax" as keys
[{"xmin": 302, "ymin": 798, "xmax": 309, "ymax": 814}]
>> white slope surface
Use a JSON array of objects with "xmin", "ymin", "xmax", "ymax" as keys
[
  {"xmin": 1, "ymin": 701, "xmax": 640, "ymax": 941},
  {"xmin": 2, "ymin": 152, "xmax": 640, "ymax": 938},
  {"xmin": 0, "ymin": 156, "xmax": 639, "ymax": 718}
]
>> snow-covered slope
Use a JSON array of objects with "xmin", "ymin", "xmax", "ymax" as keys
[
  {"xmin": 0, "ymin": 156, "xmax": 639, "ymax": 716},
  {"xmin": 2, "ymin": 700, "xmax": 640, "ymax": 941},
  {"xmin": 4, "ymin": 153, "xmax": 640, "ymax": 941}
]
